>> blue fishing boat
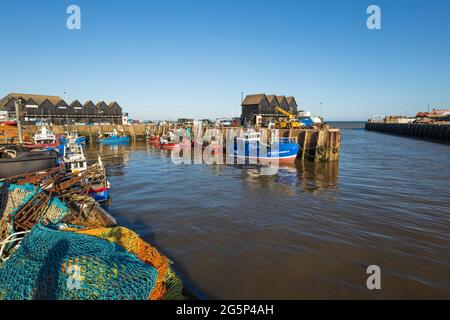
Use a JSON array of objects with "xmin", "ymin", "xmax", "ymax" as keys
[
  {"xmin": 97, "ymin": 129, "xmax": 130, "ymax": 144},
  {"xmin": 232, "ymin": 130, "xmax": 300, "ymax": 164},
  {"xmin": 60, "ymin": 132, "xmax": 87, "ymax": 145}
]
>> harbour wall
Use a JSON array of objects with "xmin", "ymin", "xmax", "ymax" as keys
[
  {"xmin": 24, "ymin": 124, "xmax": 341, "ymax": 162},
  {"xmin": 365, "ymin": 122, "xmax": 450, "ymax": 143}
]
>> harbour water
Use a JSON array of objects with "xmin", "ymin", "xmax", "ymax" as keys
[{"xmin": 84, "ymin": 122, "xmax": 450, "ymax": 299}]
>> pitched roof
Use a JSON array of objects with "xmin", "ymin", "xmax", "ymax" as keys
[
  {"xmin": 266, "ymin": 95, "xmax": 277, "ymax": 103},
  {"xmin": 276, "ymin": 95, "xmax": 287, "ymax": 104},
  {"xmin": 55, "ymin": 99, "xmax": 69, "ymax": 106},
  {"xmin": 84, "ymin": 100, "xmax": 95, "ymax": 107},
  {"xmin": 70, "ymin": 100, "xmax": 83, "ymax": 107},
  {"xmin": 242, "ymin": 94, "xmax": 267, "ymax": 106},
  {"xmin": 0, "ymin": 93, "xmax": 61, "ymax": 108},
  {"xmin": 286, "ymin": 96, "xmax": 297, "ymax": 106},
  {"xmin": 96, "ymin": 101, "xmax": 108, "ymax": 107}
]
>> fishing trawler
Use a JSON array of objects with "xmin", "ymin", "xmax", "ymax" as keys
[
  {"xmin": 29, "ymin": 121, "xmax": 58, "ymax": 149},
  {"xmin": 61, "ymin": 138, "xmax": 88, "ymax": 174},
  {"xmin": 158, "ymin": 130, "xmax": 189, "ymax": 150},
  {"xmin": 146, "ymin": 128, "xmax": 160, "ymax": 145},
  {"xmin": 98, "ymin": 129, "xmax": 130, "ymax": 144},
  {"xmin": 60, "ymin": 131, "xmax": 87, "ymax": 145},
  {"xmin": 231, "ymin": 130, "xmax": 300, "ymax": 164}
]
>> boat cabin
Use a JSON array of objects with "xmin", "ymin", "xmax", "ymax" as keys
[{"xmin": 63, "ymin": 143, "xmax": 87, "ymax": 173}]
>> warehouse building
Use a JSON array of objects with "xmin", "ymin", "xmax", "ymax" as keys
[
  {"xmin": 241, "ymin": 93, "xmax": 299, "ymax": 125},
  {"xmin": 0, "ymin": 93, "xmax": 126, "ymax": 125}
]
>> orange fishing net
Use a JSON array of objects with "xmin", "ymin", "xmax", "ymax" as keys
[{"xmin": 64, "ymin": 226, "xmax": 170, "ymax": 300}]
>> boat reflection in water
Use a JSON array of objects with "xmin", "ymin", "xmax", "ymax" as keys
[
  {"xmin": 158, "ymin": 142, "xmax": 339, "ymax": 195},
  {"xmin": 85, "ymin": 143, "xmax": 130, "ymax": 177},
  {"xmin": 237, "ymin": 160, "xmax": 339, "ymax": 196}
]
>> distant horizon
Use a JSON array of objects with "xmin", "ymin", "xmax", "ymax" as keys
[{"xmin": 1, "ymin": 0, "xmax": 449, "ymax": 121}]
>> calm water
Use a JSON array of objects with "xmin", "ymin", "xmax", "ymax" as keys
[{"xmin": 85, "ymin": 123, "xmax": 450, "ymax": 299}]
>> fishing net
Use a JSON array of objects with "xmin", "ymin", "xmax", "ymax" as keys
[
  {"xmin": 0, "ymin": 183, "xmax": 70, "ymax": 242},
  {"xmin": 0, "ymin": 183, "xmax": 38, "ymax": 241},
  {"xmin": 0, "ymin": 224, "xmax": 158, "ymax": 300},
  {"xmin": 64, "ymin": 226, "xmax": 171, "ymax": 300},
  {"xmin": 163, "ymin": 269, "xmax": 186, "ymax": 300}
]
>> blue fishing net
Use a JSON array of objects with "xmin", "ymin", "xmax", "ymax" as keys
[{"xmin": 0, "ymin": 224, "xmax": 158, "ymax": 300}]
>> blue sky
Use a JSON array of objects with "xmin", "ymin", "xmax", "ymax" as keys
[{"xmin": 0, "ymin": 0, "xmax": 449, "ymax": 121}]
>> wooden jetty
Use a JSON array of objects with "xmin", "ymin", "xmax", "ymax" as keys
[{"xmin": 365, "ymin": 122, "xmax": 450, "ymax": 143}]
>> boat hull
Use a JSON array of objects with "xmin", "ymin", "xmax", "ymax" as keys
[
  {"xmin": 98, "ymin": 137, "xmax": 130, "ymax": 144},
  {"xmin": 89, "ymin": 187, "xmax": 110, "ymax": 205},
  {"xmin": 232, "ymin": 141, "xmax": 300, "ymax": 164},
  {"xmin": 0, "ymin": 150, "xmax": 58, "ymax": 178}
]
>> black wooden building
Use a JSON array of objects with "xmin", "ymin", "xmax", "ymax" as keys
[
  {"xmin": 0, "ymin": 93, "xmax": 124, "ymax": 125},
  {"xmin": 241, "ymin": 94, "xmax": 271, "ymax": 125},
  {"xmin": 241, "ymin": 93, "xmax": 300, "ymax": 125}
]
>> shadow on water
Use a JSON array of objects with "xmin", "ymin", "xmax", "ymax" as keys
[{"xmin": 34, "ymin": 240, "xmax": 69, "ymax": 300}]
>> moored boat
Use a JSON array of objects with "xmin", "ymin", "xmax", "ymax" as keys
[
  {"xmin": 27, "ymin": 121, "xmax": 58, "ymax": 150},
  {"xmin": 231, "ymin": 130, "xmax": 300, "ymax": 165},
  {"xmin": 0, "ymin": 145, "xmax": 58, "ymax": 178},
  {"xmin": 158, "ymin": 130, "xmax": 189, "ymax": 150},
  {"xmin": 60, "ymin": 131, "xmax": 87, "ymax": 145},
  {"xmin": 98, "ymin": 129, "xmax": 130, "ymax": 144},
  {"xmin": 60, "ymin": 138, "xmax": 88, "ymax": 174},
  {"xmin": 88, "ymin": 157, "xmax": 111, "ymax": 207}
]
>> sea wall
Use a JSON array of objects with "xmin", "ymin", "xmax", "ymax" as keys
[{"xmin": 365, "ymin": 122, "xmax": 450, "ymax": 143}]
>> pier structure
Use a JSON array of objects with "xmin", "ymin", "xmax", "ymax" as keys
[
  {"xmin": 22, "ymin": 124, "xmax": 341, "ymax": 162},
  {"xmin": 365, "ymin": 122, "xmax": 450, "ymax": 143}
]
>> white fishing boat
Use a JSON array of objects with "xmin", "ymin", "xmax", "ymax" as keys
[
  {"xmin": 62, "ymin": 138, "xmax": 88, "ymax": 174},
  {"xmin": 32, "ymin": 120, "xmax": 57, "ymax": 148}
]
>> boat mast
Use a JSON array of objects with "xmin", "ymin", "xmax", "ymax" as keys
[{"xmin": 14, "ymin": 99, "xmax": 23, "ymax": 144}]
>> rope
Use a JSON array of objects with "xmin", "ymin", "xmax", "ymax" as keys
[{"xmin": 0, "ymin": 147, "xmax": 17, "ymax": 159}]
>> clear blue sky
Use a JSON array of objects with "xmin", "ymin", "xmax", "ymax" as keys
[{"xmin": 1, "ymin": 0, "xmax": 449, "ymax": 121}]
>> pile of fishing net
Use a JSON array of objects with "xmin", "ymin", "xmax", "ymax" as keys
[
  {"xmin": 0, "ymin": 183, "xmax": 187, "ymax": 300},
  {"xmin": 62, "ymin": 226, "xmax": 185, "ymax": 300},
  {"xmin": 0, "ymin": 183, "xmax": 69, "ymax": 242}
]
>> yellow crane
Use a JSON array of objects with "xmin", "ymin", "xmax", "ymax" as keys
[{"xmin": 273, "ymin": 107, "xmax": 302, "ymax": 129}]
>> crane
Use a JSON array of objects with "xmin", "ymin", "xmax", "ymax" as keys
[{"xmin": 273, "ymin": 107, "xmax": 302, "ymax": 129}]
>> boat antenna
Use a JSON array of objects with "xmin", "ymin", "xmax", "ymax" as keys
[{"xmin": 14, "ymin": 99, "xmax": 24, "ymax": 144}]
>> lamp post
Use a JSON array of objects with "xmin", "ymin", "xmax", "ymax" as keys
[{"xmin": 14, "ymin": 99, "xmax": 24, "ymax": 144}]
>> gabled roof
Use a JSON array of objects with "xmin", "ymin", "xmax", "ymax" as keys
[
  {"xmin": 25, "ymin": 98, "xmax": 39, "ymax": 106},
  {"xmin": 70, "ymin": 100, "xmax": 83, "ymax": 107},
  {"xmin": 96, "ymin": 101, "xmax": 108, "ymax": 108},
  {"xmin": 84, "ymin": 100, "xmax": 96, "ymax": 107},
  {"xmin": 1, "ymin": 93, "xmax": 61, "ymax": 106},
  {"xmin": 55, "ymin": 99, "xmax": 69, "ymax": 107},
  {"xmin": 286, "ymin": 96, "xmax": 297, "ymax": 107},
  {"xmin": 276, "ymin": 96, "xmax": 287, "ymax": 104},
  {"xmin": 242, "ymin": 94, "xmax": 268, "ymax": 106},
  {"xmin": 266, "ymin": 95, "xmax": 277, "ymax": 103}
]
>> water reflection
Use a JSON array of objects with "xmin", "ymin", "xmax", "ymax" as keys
[
  {"xmin": 85, "ymin": 143, "xmax": 130, "ymax": 177},
  {"xmin": 77, "ymin": 137, "xmax": 450, "ymax": 299},
  {"xmin": 238, "ymin": 161, "xmax": 339, "ymax": 195},
  {"xmin": 145, "ymin": 142, "xmax": 339, "ymax": 194}
]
